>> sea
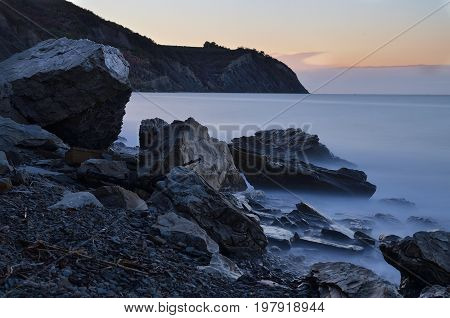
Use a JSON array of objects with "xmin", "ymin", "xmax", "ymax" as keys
[{"xmin": 121, "ymin": 93, "xmax": 450, "ymax": 283}]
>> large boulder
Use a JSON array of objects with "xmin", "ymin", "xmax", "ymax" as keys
[
  {"xmin": 139, "ymin": 118, "xmax": 246, "ymax": 191},
  {"xmin": 380, "ymin": 231, "xmax": 450, "ymax": 297},
  {"xmin": 0, "ymin": 38, "xmax": 131, "ymax": 149},
  {"xmin": 91, "ymin": 186, "xmax": 148, "ymax": 211},
  {"xmin": 230, "ymin": 145, "xmax": 376, "ymax": 197},
  {"xmin": 230, "ymin": 128, "xmax": 353, "ymax": 167},
  {"xmin": 149, "ymin": 167, "xmax": 268, "ymax": 255},
  {"xmin": 307, "ymin": 262, "xmax": 401, "ymax": 298},
  {"xmin": 0, "ymin": 116, "xmax": 68, "ymax": 163}
]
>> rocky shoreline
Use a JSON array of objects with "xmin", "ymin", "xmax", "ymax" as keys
[{"xmin": 1, "ymin": 38, "xmax": 449, "ymax": 298}]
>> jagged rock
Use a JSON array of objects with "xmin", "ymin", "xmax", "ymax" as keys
[
  {"xmin": 198, "ymin": 253, "xmax": 243, "ymax": 281},
  {"xmin": 292, "ymin": 233, "xmax": 364, "ymax": 252},
  {"xmin": 380, "ymin": 231, "xmax": 450, "ymax": 297},
  {"xmin": 0, "ymin": 116, "xmax": 68, "ymax": 164},
  {"xmin": 139, "ymin": 118, "xmax": 246, "ymax": 191},
  {"xmin": 262, "ymin": 225, "xmax": 294, "ymax": 250},
  {"xmin": 153, "ymin": 212, "xmax": 219, "ymax": 255},
  {"xmin": 0, "ymin": 38, "xmax": 131, "ymax": 149},
  {"xmin": 78, "ymin": 159, "xmax": 130, "ymax": 186},
  {"xmin": 0, "ymin": 151, "xmax": 12, "ymax": 174},
  {"xmin": 334, "ymin": 218, "xmax": 374, "ymax": 234},
  {"xmin": 139, "ymin": 118, "xmax": 169, "ymax": 148},
  {"xmin": 49, "ymin": 192, "xmax": 104, "ymax": 210},
  {"xmin": 230, "ymin": 128, "xmax": 353, "ymax": 167},
  {"xmin": 91, "ymin": 186, "xmax": 148, "ymax": 211},
  {"xmin": 0, "ymin": 177, "xmax": 13, "ymax": 193},
  {"xmin": 230, "ymin": 145, "xmax": 376, "ymax": 197},
  {"xmin": 108, "ymin": 142, "xmax": 139, "ymax": 170},
  {"xmin": 149, "ymin": 167, "xmax": 268, "ymax": 255},
  {"xmin": 307, "ymin": 262, "xmax": 401, "ymax": 298},
  {"xmin": 354, "ymin": 231, "xmax": 376, "ymax": 246},
  {"xmin": 419, "ymin": 285, "xmax": 450, "ymax": 298}
]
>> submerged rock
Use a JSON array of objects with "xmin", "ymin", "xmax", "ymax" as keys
[
  {"xmin": 153, "ymin": 212, "xmax": 219, "ymax": 255},
  {"xmin": 380, "ymin": 231, "xmax": 450, "ymax": 297},
  {"xmin": 0, "ymin": 38, "xmax": 131, "ymax": 149},
  {"xmin": 150, "ymin": 167, "xmax": 267, "ymax": 255},
  {"xmin": 139, "ymin": 117, "xmax": 246, "ymax": 191},
  {"xmin": 49, "ymin": 192, "xmax": 104, "ymax": 210},
  {"xmin": 379, "ymin": 198, "xmax": 416, "ymax": 209},
  {"xmin": 307, "ymin": 262, "xmax": 401, "ymax": 298},
  {"xmin": 91, "ymin": 186, "xmax": 148, "ymax": 211}
]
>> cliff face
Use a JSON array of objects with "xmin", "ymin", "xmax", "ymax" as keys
[{"xmin": 0, "ymin": 0, "xmax": 308, "ymax": 93}]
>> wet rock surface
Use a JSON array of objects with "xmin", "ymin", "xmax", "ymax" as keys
[
  {"xmin": 380, "ymin": 231, "xmax": 450, "ymax": 297},
  {"xmin": 139, "ymin": 118, "xmax": 246, "ymax": 191},
  {"xmin": 0, "ymin": 38, "xmax": 131, "ymax": 149},
  {"xmin": 230, "ymin": 128, "xmax": 353, "ymax": 167},
  {"xmin": 305, "ymin": 262, "xmax": 401, "ymax": 298},
  {"xmin": 150, "ymin": 167, "xmax": 268, "ymax": 255},
  {"xmin": 231, "ymin": 145, "xmax": 376, "ymax": 197}
]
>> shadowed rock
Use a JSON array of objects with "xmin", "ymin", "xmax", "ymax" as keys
[
  {"xmin": 230, "ymin": 145, "xmax": 376, "ymax": 197},
  {"xmin": 149, "ymin": 167, "xmax": 267, "ymax": 255},
  {"xmin": 153, "ymin": 212, "xmax": 219, "ymax": 255},
  {"xmin": 380, "ymin": 231, "xmax": 450, "ymax": 297},
  {"xmin": 307, "ymin": 262, "xmax": 401, "ymax": 298},
  {"xmin": 230, "ymin": 128, "xmax": 353, "ymax": 167},
  {"xmin": 0, "ymin": 116, "xmax": 68, "ymax": 164},
  {"xmin": 0, "ymin": 38, "xmax": 131, "ymax": 149},
  {"xmin": 91, "ymin": 186, "xmax": 148, "ymax": 211}
]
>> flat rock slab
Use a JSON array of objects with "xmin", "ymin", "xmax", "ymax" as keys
[{"xmin": 308, "ymin": 262, "xmax": 401, "ymax": 298}]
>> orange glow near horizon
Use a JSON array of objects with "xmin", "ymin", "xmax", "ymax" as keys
[{"xmin": 69, "ymin": 0, "xmax": 450, "ymax": 69}]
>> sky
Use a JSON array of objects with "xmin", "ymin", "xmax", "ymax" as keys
[{"xmin": 69, "ymin": 0, "xmax": 450, "ymax": 94}]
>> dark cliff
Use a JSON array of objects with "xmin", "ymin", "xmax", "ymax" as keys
[{"xmin": 0, "ymin": 0, "xmax": 308, "ymax": 93}]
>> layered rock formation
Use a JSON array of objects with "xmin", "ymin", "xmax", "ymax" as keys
[
  {"xmin": 230, "ymin": 128, "xmax": 352, "ymax": 167},
  {"xmin": 150, "ymin": 167, "xmax": 268, "ymax": 255},
  {"xmin": 380, "ymin": 231, "xmax": 450, "ymax": 297},
  {"xmin": 139, "ymin": 118, "xmax": 246, "ymax": 191},
  {"xmin": 0, "ymin": 0, "xmax": 308, "ymax": 93},
  {"xmin": 306, "ymin": 262, "xmax": 401, "ymax": 298},
  {"xmin": 0, "ymin": 38, "xmax": 131, "ymax": 149}
]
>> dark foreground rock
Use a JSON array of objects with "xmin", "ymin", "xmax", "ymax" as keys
[
  {"xmin": 231, "ymin": 145, "xmax": 376, "ymax": 197},
  {"xmin": 305, "ymin": 262, "xmax": 401, "ymax": 298},
  {"xmin": 139, "ymin": 118, "xmax": 246, "ymax": 191},
  {"xmin": 0, "ymin": 173, "xmax": 303, "ymax": 298},
  {"xmin": 0, "ymin": 38, "xmax": 131, "ymax": 149},
  {"xmin": 150, "ymin": 167, "xmax": 267, "ymax": 255},
  {"xmin": 380, "ymin": 231, "xmax": 450, "ymax": 297},
  {"xmin": 0, "ymin": 116, "xmax": 68, "ymax": 164}
]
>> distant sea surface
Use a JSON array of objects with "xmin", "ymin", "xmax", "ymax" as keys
[{"xmin": 122, "ymin": 93, "xmax": 450, "ymax": 282}]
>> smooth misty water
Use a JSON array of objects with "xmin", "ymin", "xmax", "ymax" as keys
[{"xmin": 122, "ymin": 93, "xmax": 450, "ymax": 283}]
